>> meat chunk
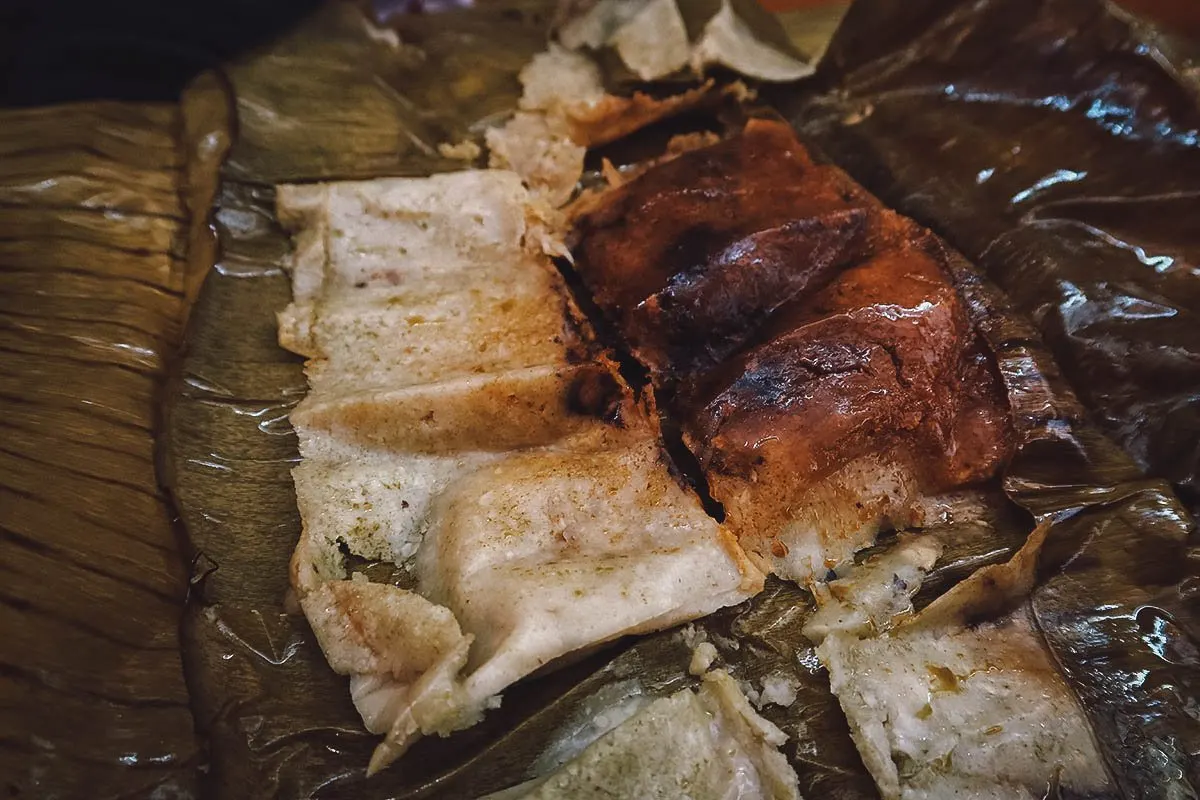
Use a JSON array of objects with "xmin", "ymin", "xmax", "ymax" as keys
[
  {"xmin": 572, "ymin": 119, "xmax": 875, "ymax": 380},
  {"xmin": 569, "ymin": 121, "xmax": 1014, "ymax": 582}
]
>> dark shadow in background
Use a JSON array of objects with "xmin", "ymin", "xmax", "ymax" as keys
[{"xmin": 0, "ymin": 0, "xmax": 324, "ymax": 106}]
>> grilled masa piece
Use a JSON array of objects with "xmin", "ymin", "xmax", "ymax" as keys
[
  {"xmin": 278, "ymin": 169, "xmax": 763, "ymax": 775},
  {"xmin": 817, "ymin": 525, "xmax": 1113, "ymax": 799}
]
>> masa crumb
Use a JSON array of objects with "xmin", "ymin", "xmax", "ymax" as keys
[
  {"xmin": 438, "ymin": 140, "xmax": 483, "ymax": 161},
  {"xmin": 689, "ymin": 641, "xmax": 718, "ymax": 676},
  {"xmin": 758, "ymin": 673, "xmax": 799, "ymax": 709}
]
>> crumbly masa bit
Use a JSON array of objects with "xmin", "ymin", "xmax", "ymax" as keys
[
  {"xmin": 689, "ymin": 640, "xmax": 718, "ymax": 676},
  {"xmin": 818, "ymin": 523, "xmax": 1113, "ymax": 799},
  {"xmin": 277, "ymin": 168, "xmax": 764, "ymax": 776},
  {"xmin": 802, "ymin": 533, "xmax": 943, "ymax": 645},
  {"xmin": 756, "ymin": 672, "xmax": 800, "ymax": 709},
  {"xmin": 487, "ymin": 43, "xmax": 740, "ymax": 207},
  {"xmin": 437, "ymin": 139, "xmax": 482, "ymax": 161},
  {"xmin": 485, "ymin": 45, "xmax": 599, "ymax": 207},
  {"xmin": 487, "ymin": 112, "xmax": 586, "ymax": 208},
  {"xmin": 516, "ymin": 44, "xmax": 608, "ymax": 116},
  {"xmin": 509, "ymin": 670, "xmax": 800, "ymax": 800}
]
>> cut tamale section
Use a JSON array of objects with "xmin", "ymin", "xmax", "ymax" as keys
[
  {"xmin": 569, "ymin": 119, "xmax": 1014, "ymax": 583},
  {"xmin": 163, "ymin": 0, "xmax": 1200, "ymax": 796},
  {"xmin": 819, "ymin": 530, "xmax": 1114, "ymax": 799},
  {"xmin": 276, "ymin": 167, "xmax": 764, "ymax": 774}
]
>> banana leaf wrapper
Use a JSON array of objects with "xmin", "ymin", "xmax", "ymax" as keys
[
  {"xmin": 781, "ymin": 0, "xmax": 1200, "ymax": 513},
  {"xmin": 165, "ymin": 0, "xmax": 1198, "ymax": 797},
  {"xmin": 0, "ymin": 68, "xmax": 233, "ymax": 796},
  {"xmin": 781, "ymin": 0, "xmax": 1200, "ymax": 788}
]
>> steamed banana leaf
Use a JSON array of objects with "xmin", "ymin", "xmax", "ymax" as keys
[
  {"xmin": 784, "ymin": 0, "xmax": 1200, "ymax": 511},
  {"xmin": 783, "ymin": 1, "xmax": 1200, "ymax": 789}
]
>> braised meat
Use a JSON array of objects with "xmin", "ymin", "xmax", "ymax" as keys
[{"xmin": 571, "ymin": 120, "xmax": 1014, "ymax": 581}]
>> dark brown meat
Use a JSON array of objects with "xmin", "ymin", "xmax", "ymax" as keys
[
  {"xmin": 684, "ymin": 237, "xmax": 970, "ymax": 487},
  {"xmin": 568, "ymin": 119, "xmax": 1015, "ymax": 581},
  {"xmin": 941, "ymin": 337, "xmax": 1014, "ymax": 487},
  {"xmin": 572, "ymin": 119, "xmax": 875, "ymax": 379}
]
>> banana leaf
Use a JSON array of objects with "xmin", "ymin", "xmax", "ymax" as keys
[
  {"xmin": 781, "ymin": 1, "xmax": 1200, "ymax": 788},
  {"xmin": 0, "ymin": 80, "xmax": 229, "ymax": 797},
  {"xmin": 164, "ymin": 0, "xmax": 1199, "ymax": 797},
  {"xmin": 782, "ymin": 0, "xmax": 1200, "ymax": 513}
]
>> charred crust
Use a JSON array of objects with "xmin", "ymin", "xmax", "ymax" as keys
[{"xmin": 566, "ymin": 366, "xmax": 625, "ymax": 426}]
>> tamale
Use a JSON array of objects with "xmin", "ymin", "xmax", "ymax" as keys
[{"xmin": 163, "ymin": 0, "xmax": 1199, "ymax": 797}]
